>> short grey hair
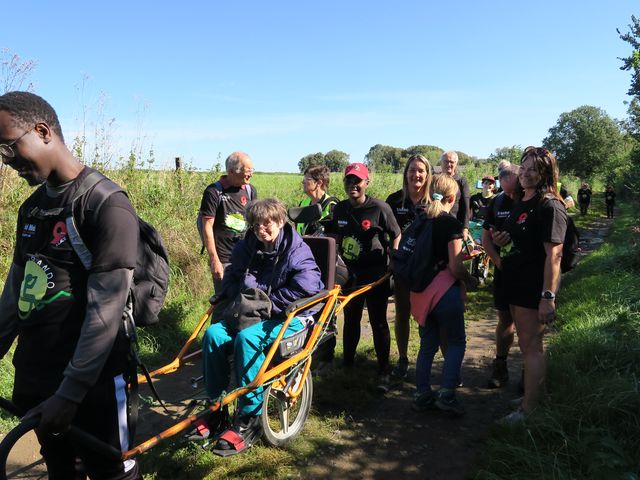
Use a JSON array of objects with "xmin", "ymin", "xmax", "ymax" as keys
[
  {"xmin": 245, "ymin": 198, "xmax": 287, "ymax": 226},
  {"xmin": 497, "ymin": 159, "xmax": 511, "ymax": 172},
  {"xmin": 440, "ymin": 151, "xmax": 458, "ymax": 163},
  {"xmin": 225, "ymin": 151, "xmax": 251, "ymax": 173}
]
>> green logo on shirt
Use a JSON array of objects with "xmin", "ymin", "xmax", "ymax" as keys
[
  {"xmin": 342, "ymin": 236, "xmax": 362, "ymax": 261},
  {"xmin": 18, "ymin": 259, "xmax": 71, "ymax": 320},
  {"xmin": 225, "ymin": 213, "xmax": 247, "ymax": 234}
]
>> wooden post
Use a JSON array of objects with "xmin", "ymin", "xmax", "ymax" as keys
[{"xmin": 175, "ymin": 157, "xmax": 182, "ymax": 171}]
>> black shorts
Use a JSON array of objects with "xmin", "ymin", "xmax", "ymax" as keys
[
  {"xmin": 492, "ymin": 268, "xmax": 509, "ymax": 311},
  {"xmin": 502, "ymin": 259, "xmax": 544, "ymax": 310}
]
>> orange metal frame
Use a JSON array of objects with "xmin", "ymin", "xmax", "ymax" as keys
[{"xmin": 123, "ymin": 274, "xmax": 389, "ymax": 459}]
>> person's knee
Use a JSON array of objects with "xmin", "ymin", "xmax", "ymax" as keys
[{"xmin": 203, "ymin": 324, "xmax": 227, "ymax": 352}]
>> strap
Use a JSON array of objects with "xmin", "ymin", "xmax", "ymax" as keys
[
  {"xmin": 123, "ymin": 307, "xmax": 170, "ymax": 417},
  {"xmin": 219, "ymin": 429, "xmax": 246, "ymax": 450},
  {"xmin": 66, "ymin": 171, "xmax": 125, "ymax": 270}
]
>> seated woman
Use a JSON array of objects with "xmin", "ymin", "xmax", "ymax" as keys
[
  {"xmin": 199, "ymin": 198, "xmax": 323, "ymax": 455},
  {"xmin": 296, "ymin": 164, "xmax": 338, "ymax": 235}
]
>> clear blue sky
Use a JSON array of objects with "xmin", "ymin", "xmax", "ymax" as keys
[{"xmin": 3, "ymin": 0, "xmax": 638, "ymax": 171}]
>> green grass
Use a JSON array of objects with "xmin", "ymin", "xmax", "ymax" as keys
[{"xmin": 474, "ymin": 203, "xmax": 640, "ymax": 480}]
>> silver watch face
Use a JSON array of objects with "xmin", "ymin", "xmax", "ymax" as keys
[{"xmin": 542, "ymin": 291, "xmax": 555, "ymax": 299}]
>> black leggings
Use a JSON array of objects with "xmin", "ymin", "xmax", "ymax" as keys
[
  {"xmin": 342, "ymin": 282, "xmax": 391, "ymax": 374},
  {"xmin": 606, "ymin": 203, "xmax": 614, "ymax": 218}
]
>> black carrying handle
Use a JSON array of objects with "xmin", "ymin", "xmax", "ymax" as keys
[{"xmin": 0, "ymin": 397, "xmax": 122, "ymax": 480}]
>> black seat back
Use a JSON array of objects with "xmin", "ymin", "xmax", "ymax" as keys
[{"xmin": 302, "ymin": 236, "xmax": 336, "ymax": 289}]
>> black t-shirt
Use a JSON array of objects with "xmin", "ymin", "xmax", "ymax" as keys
[
  {"xmin": 385, "ymin": 190, "xmax": 426, "ymax": 232},
  {"xmin": 199, "ymin": 179, "xmax": 257, "ymax": 263},
  {"xmin": 432, "ymin": 213, "xmax": 464, "ymax": 268},
  {"xmin": 482, "ymin": 193, "xmax": 514, "ymax": 255},
  {"xmin": 483, "ymin": 193, "xmax": 514, "ymax": 232},
  {"xmin": 577, "ymin": 188, "xmax": 592, "ymax": 203},
  {"xmin": 12, "ymin": 167, "xmax": 138, "ymax": 392},
  {"xmin": 470, "ymin": 192, "xmax": 494, "ymax": 221},
  {"xmin": 328, "ymin": 196, "xmax": 401, "ymax": 281},
  {"xmin": 605, "ymin": 190, "xmax": 616, "ymax": 204},
  {"xmin": 448, "ymin": 175, "xmax": 470, "ymax": 228},
  {"xmin": 502, "ymin": 194, "xmax": 567, "ymax": 279}
]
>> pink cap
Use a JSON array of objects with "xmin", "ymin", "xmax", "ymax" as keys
[{"xmin": 344, "ymin": 162, "xmax": 369, "ymax": 180}]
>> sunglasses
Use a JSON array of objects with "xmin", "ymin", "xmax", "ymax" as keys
[{"xmin": 523, "ymin": 146, "xmax": 550, "ymax": 157}]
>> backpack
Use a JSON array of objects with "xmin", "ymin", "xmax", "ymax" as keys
[
  {"xmin": 66, "ymin": 171, "xmax": 170, "ymax": 326},
  {"xmin": 197, "ymin": 181, "xmax": 255, "ymax": 254},
  {"xmin": 539, "ymin": 197, "xmax": 580, "ymax": 273},
  {"xmin": 391, "ymin": 212, "xmax": 438, "ymax": 292}
]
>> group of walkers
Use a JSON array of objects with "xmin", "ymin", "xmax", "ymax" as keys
[
  {"xmin": 196, "ymin": 146, "xmax": 585, "ymax": 432},
  {"xmin": 0, "ymin": 89, "xmax": 620, "ymax": 473}
]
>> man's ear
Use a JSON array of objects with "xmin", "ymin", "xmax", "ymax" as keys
[{"xmin": 34, "ymin": 122, "xmax": 53, "ymax": 144}]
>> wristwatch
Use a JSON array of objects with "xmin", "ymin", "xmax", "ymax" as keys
[{"xmin": 541, "ymin": 290, "xmax": 556, "ymax": 300}]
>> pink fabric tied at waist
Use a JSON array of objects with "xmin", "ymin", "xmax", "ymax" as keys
[{"xmin": 410, "ymin": 269, "xmax": 457, "ymax": 327}]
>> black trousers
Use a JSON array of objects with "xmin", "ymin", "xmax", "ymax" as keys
[
  {"xmin": 342, "ymin": 281, "xmax": 391, "ymax": 374},
  {"xmin": 13, "ymin": 374, "xmax": 141, "ymax": 480}
]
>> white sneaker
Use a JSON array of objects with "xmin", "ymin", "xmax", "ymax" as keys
[{"xmin": 498, "ymin": 408, "xmax": 526, "ymax": 426}]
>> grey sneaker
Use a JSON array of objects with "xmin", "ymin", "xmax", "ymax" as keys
[
  {"xmin": 391, "ymin": 357, "xmax": 409, "ymax": 379},
  {"xmin": 488, "ymin": 358, "xmax": 509, "ymax": 389},
  {"xmin": 412, "ymin": 391, "xmax": 436, "ymax": 412},
  {"xmin": 376, "ymin": 374, "xmax": 391, "ymax": 393},
  {"xmin": 435, "ymin": 389, "xmax": 465, "ymax": 417}
]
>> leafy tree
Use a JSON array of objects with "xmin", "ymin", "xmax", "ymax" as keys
[
  {"xmin": 298, "ymin": 150, "xmax": 349, "ymax": 173},
  {"xmin": 298, "ymin": 152, "xmax": 324, "ymax": 173},
  {"xmin": 543, "ymin": 106, "xmax": 625, "ymax": 179},
  {"xmin": 365, "ymin": 144, "xmax": 403, "ymax": 172},
  {"xmin": 489, "ymin": 146, "xmax": 523, "ymax": 165},
  {"xmin": 403, "ymin": 145, "xmax": 443, "ymax": 165},
  {"xmin": 618, "ymin": 15, "xmax": 640, "ymax": 196},
  {"xmin": 323, "ymin": 149, "xmax": 349, "ymax": 172}
]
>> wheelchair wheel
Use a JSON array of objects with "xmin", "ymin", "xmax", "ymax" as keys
[
  {"xmin": 260, "ymin": 370, "xmax": 313, "ymax": 447},
  {"xmin": 0, "ymin": 417, "xmax": 47, "ymax": 480}
]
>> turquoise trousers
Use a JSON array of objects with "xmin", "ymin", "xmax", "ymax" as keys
[{"xmin": 202, "ymin": 317, "xmax": 305, "ymax": 416}]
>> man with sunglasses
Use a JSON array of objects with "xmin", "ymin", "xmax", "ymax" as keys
[
  {"xmin": 199, "ymin": 151, "xmax": 257, "ymax": 293},
  {"xmin": 0, "ymin": 92, "xmax": 141, "ymax": 478}
]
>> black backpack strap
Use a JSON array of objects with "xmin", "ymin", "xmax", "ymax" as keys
[{"xmin": 66, "ymin": 171, "xmax": 124, "ymax": 270}]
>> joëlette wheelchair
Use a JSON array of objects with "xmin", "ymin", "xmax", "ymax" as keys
[{"xmin": 0, "ymin": 233, "xmax": 388, "ymax": 478}]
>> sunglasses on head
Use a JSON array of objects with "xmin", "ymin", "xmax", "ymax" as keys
[{"xmin": 523, "ymin": 146, "xmax": 550, "ymax": 157}]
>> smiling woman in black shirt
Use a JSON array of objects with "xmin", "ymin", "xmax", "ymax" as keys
[
  {"xmin": 328, "ymin": 163, "xmax": 401, "ymax": 392},
  {"xmin": 385, "ymin": 154, "xmax": 432, "ymax": 378},
  {"xmin": 495, "ymin": 146, "xmax": 567, "ymax": 424}
]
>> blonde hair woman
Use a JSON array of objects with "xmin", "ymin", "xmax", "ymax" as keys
[
  {"xmin": 386, "ymin": 154, "xmax": 432, "ymax": 378},
  {"xmin": 410, "ymin": 174, "xmax": 479, "ymax": 416}
]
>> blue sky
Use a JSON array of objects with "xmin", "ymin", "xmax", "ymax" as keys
[{"xmin": 3, "ymin": 1, "xmax": 638, "ymax": 171}]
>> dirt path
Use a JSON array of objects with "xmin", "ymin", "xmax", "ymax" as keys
[
  {"xmin": 0, "ymin": 217, "xmax": 613, "ymax": 479},
  {"xmin": 302, "ymin": 216, "xmax": 614, "ymax": 480}
]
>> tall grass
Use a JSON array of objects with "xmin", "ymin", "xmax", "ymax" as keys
[{"xmin": 474, "ymin": 205, "xmax": 640, "ymax": 479}]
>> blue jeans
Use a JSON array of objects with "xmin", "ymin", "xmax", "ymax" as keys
[
  {"xmin": 202, "ymin": 317, "xmax": 305, "ymax": 416},
  {"xmin": 415, "ymin": 284, "xmax": 466, "ymax": 393}
]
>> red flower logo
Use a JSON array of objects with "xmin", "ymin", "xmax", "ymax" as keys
[
  {"xmin": 240, "ymin": 196, "xmax": 248, "ymax": 205},
  {"xmin": 516, "ymin": 212, "xmax": 528, "ymax": 225},
  {"xmin": 361, "ymin": 219, "xmax": 372, "ymax": 230}
]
